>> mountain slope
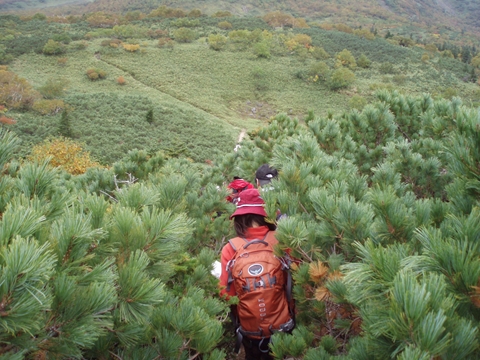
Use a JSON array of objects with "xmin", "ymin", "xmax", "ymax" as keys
[{"xmin": 2, "ymin": 0, "xmax": 480, "ymax": 44}]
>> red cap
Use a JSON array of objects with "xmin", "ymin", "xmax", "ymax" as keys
[{"xmin": 230, "ymin": 188, "xmax": 267, "ymax": 219}]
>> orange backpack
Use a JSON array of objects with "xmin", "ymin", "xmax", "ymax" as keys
[{"xmin": 226, "ymin": 231, "xmax": 295, "ymax": 343}]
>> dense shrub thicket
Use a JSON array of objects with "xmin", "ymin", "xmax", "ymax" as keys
[
  {"xmin": 0, "ymin": 9, "xmax": 479, "ymax": 358},
  {"xmin": 1, "ymin": 91, "xmax": 480, "ymax": 359}
]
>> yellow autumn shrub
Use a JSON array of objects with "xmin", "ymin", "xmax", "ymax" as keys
[
  {"xmin": 293, "ymin": 18, "xmax": 309, "ymax": 28},
  {"xmin": 29, "ymin": 138, "xmax": 102, "ymax": 175},
  {"xmin": 122, "ymin": 43, "xmax": 140, "ymax": 52},
  {"xmin": 293, "ymin": 34, "xmax": 312, "ymax": 46}
]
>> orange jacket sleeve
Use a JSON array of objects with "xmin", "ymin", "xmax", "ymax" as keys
[{"xmin": 219, "ymin": 243, "xmax": 236, "ymax": 299}]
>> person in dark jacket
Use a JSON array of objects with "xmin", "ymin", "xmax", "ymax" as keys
[
  {"xmin": 255, "ymin": 164, "xmax": 278, "ymax": 191},
  {"xmin": 255, "ymin": 164, "xmax": 286, "ymax": 220}
]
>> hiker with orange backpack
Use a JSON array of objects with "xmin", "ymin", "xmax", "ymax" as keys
[{"xmin": 219, "ymin": 188, "xmax": 295, "ymax": 359}]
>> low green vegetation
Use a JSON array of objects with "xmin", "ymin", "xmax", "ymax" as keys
[
  {"xmin": 1, "ymin": 12, "xmax": 478, "ymax": 163},
  {"xmin": 2, "ymin": 90, "xmax": 480, "ymax": 359},
  {"xmin": 0, "ymin": 6, "xmax": 480, "ymax": 358}
]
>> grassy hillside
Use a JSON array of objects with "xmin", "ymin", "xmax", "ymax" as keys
[
  {"xmin": 1, "ymin": 12, "xmax": 479, "ymax": 165},
  {"xmin": 1, "ymin": 5, "xmax": 480, "ymax": 360},
  {"xmin": 8, "ymin": 48, "xmax": 240, "ymax": 164}
]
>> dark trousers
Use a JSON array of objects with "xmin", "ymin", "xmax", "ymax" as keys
[{"xmin": 243, "ymin": 337, "xmax": 273, "ymax": 360}]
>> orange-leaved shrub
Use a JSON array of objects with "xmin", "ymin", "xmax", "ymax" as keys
[
  {"xmin": 0, "ymin": 115, "xmax": 16, "ymax": 125},
  {"xmin": 335, "ymin": 23, "xmax": 354, "ymax": 33},
  {"xmin": 117, "ymin": 76, "xmax": 126, "ymax": 85},
  {"xmin": 157, "ymin": 38, "xmax": 174, "ymax": 48},
  {"xmin": 0, "ymin": 69, "xmax": 40, "ymax": 110},
  {"xmin": 57, "ymin": 57, "xmax": 68, "ymax": 66},
  {"xmin": 29, "ymin": 138, "xmax": 102, "ymax": 175}
]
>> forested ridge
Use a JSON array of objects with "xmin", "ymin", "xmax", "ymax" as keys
[{"xmin": 1, "ymin": 1, "xmax": 480, "ymax": 359}]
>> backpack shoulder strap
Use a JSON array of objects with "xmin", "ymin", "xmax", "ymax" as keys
[
  {"xmin": 228, "ymin": 237, "xmax": 248, "ymax": 252},
  {"xmin": 226, "ymin": 237, "xmax": 247, "ymax": 292},
  {"xmin": 229, "ymin": 232, "xmax": 274, "ymax": 251},
  {"xmin": 264, "ymin": 230, "xmax": 278, "ymax": 247}
]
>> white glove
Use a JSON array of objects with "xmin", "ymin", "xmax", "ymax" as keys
[{"xmin": 211, "ymin": 260, "xmax": 222, "ymax": 279}]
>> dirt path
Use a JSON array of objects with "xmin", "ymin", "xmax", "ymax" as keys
[
  {"xmin": 237, "ymin": 129, "xmax": 247, "ymax": 143},
  {"xmin": 234, "ymin": 129, "xmax": 247, "ymax": 152}
]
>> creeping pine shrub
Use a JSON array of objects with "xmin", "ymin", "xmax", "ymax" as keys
[
  {"xmin": 335, "ymin": 49, "xmax": 356, "ymax": 70},
  {"xmin": 392, "ymin": 75, "xmax": 407, "ymax": 85},
  {"xmin": 43, "ymin": 39, "xmax": 65, "ymax": 55},
  {"xmin": 69, "ymin": 40, "xmax": 88, "ymax": 50},
  {"xmin": 100, "ymin": 39, "xmax": 122, "ymax": 47},
  {"xmin": 379, "ymin": 62, "xmax": 396, "ymax": 74},
  {"xmin": 218, "ymin": 21, "xmax": 232, "ymax": 30},
  {"xmin": 32, "ymin": 99, "xmax": 65, "ymax": 115},
  {"xmin": 146, "ymin": 108, "xmax": 154, "ymax": 124},
  {"xmin": 328, "ymin": 67, "xmax": 355, "ymax": 90},
  {"xmin": 38, "ymin": 78, "xmax": 69, "ymax": 99},
  {"xmin": 311, "ymin": 46, "xmax": 330, "ymax": 60},
  {"xmin": 212, "ymin": 10, "xmax": 232, "ymax": 17},
  {"xmin": 51, "ymin": 33, "xmax": 72, "ymax": 44},
  {"xmin": 173, "ymin": 27, "xmax": 196, "ymax": 43},
  {"xmin": 208, "ymin": 34, "xmax": 227, "ymax": 51},
  {"xmin": 170, "ymin": 18, "xmax": 200, "ymax": 28},
  {"xmin": 86, "ymin": 68, "xmax": 107, "ymax": 81},
  {"xmin": 253, "ymin": 41, "xmax": 271, "ymax": 59},
  {"xmin": 441, "ymin": 87, "xmax": 458, "ymax": 99},
  {"xmin": 309, "ymin": 61, "xmax": 330, "ymax": 80},
  {"xmin": 349, "ymin": 95, "xmax": 367, "ymax": 110},
  {"xmin": 357, "ymin": 54, "xmax": 371, "ymax": 68},
  {"xmin": 252, "ymin": 67, "xmax": 268, "ymax": 90}
]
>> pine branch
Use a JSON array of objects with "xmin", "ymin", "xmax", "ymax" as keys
[
  {"xmin": 298, "ymin": 201, "xmax": 308, "ymax": 214},
  {"xmin": 99, "ymin": 190, "xmax": 118, "ymax": 203},
  {"xmin": 109, "ymin": 351, "xmax": 123, "ymax": 360},
  {"xmin": 188, "ymin": 352, "xmax": 200, "ymax": 360},
  {"xmin": 397, "ymin": 124, "xmax": 412, "ymax": 142}
]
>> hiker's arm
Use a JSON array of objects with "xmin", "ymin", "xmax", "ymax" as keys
[{"xmin": 219, "ymin": 244, "xmax": 236, "ymax": 299}]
